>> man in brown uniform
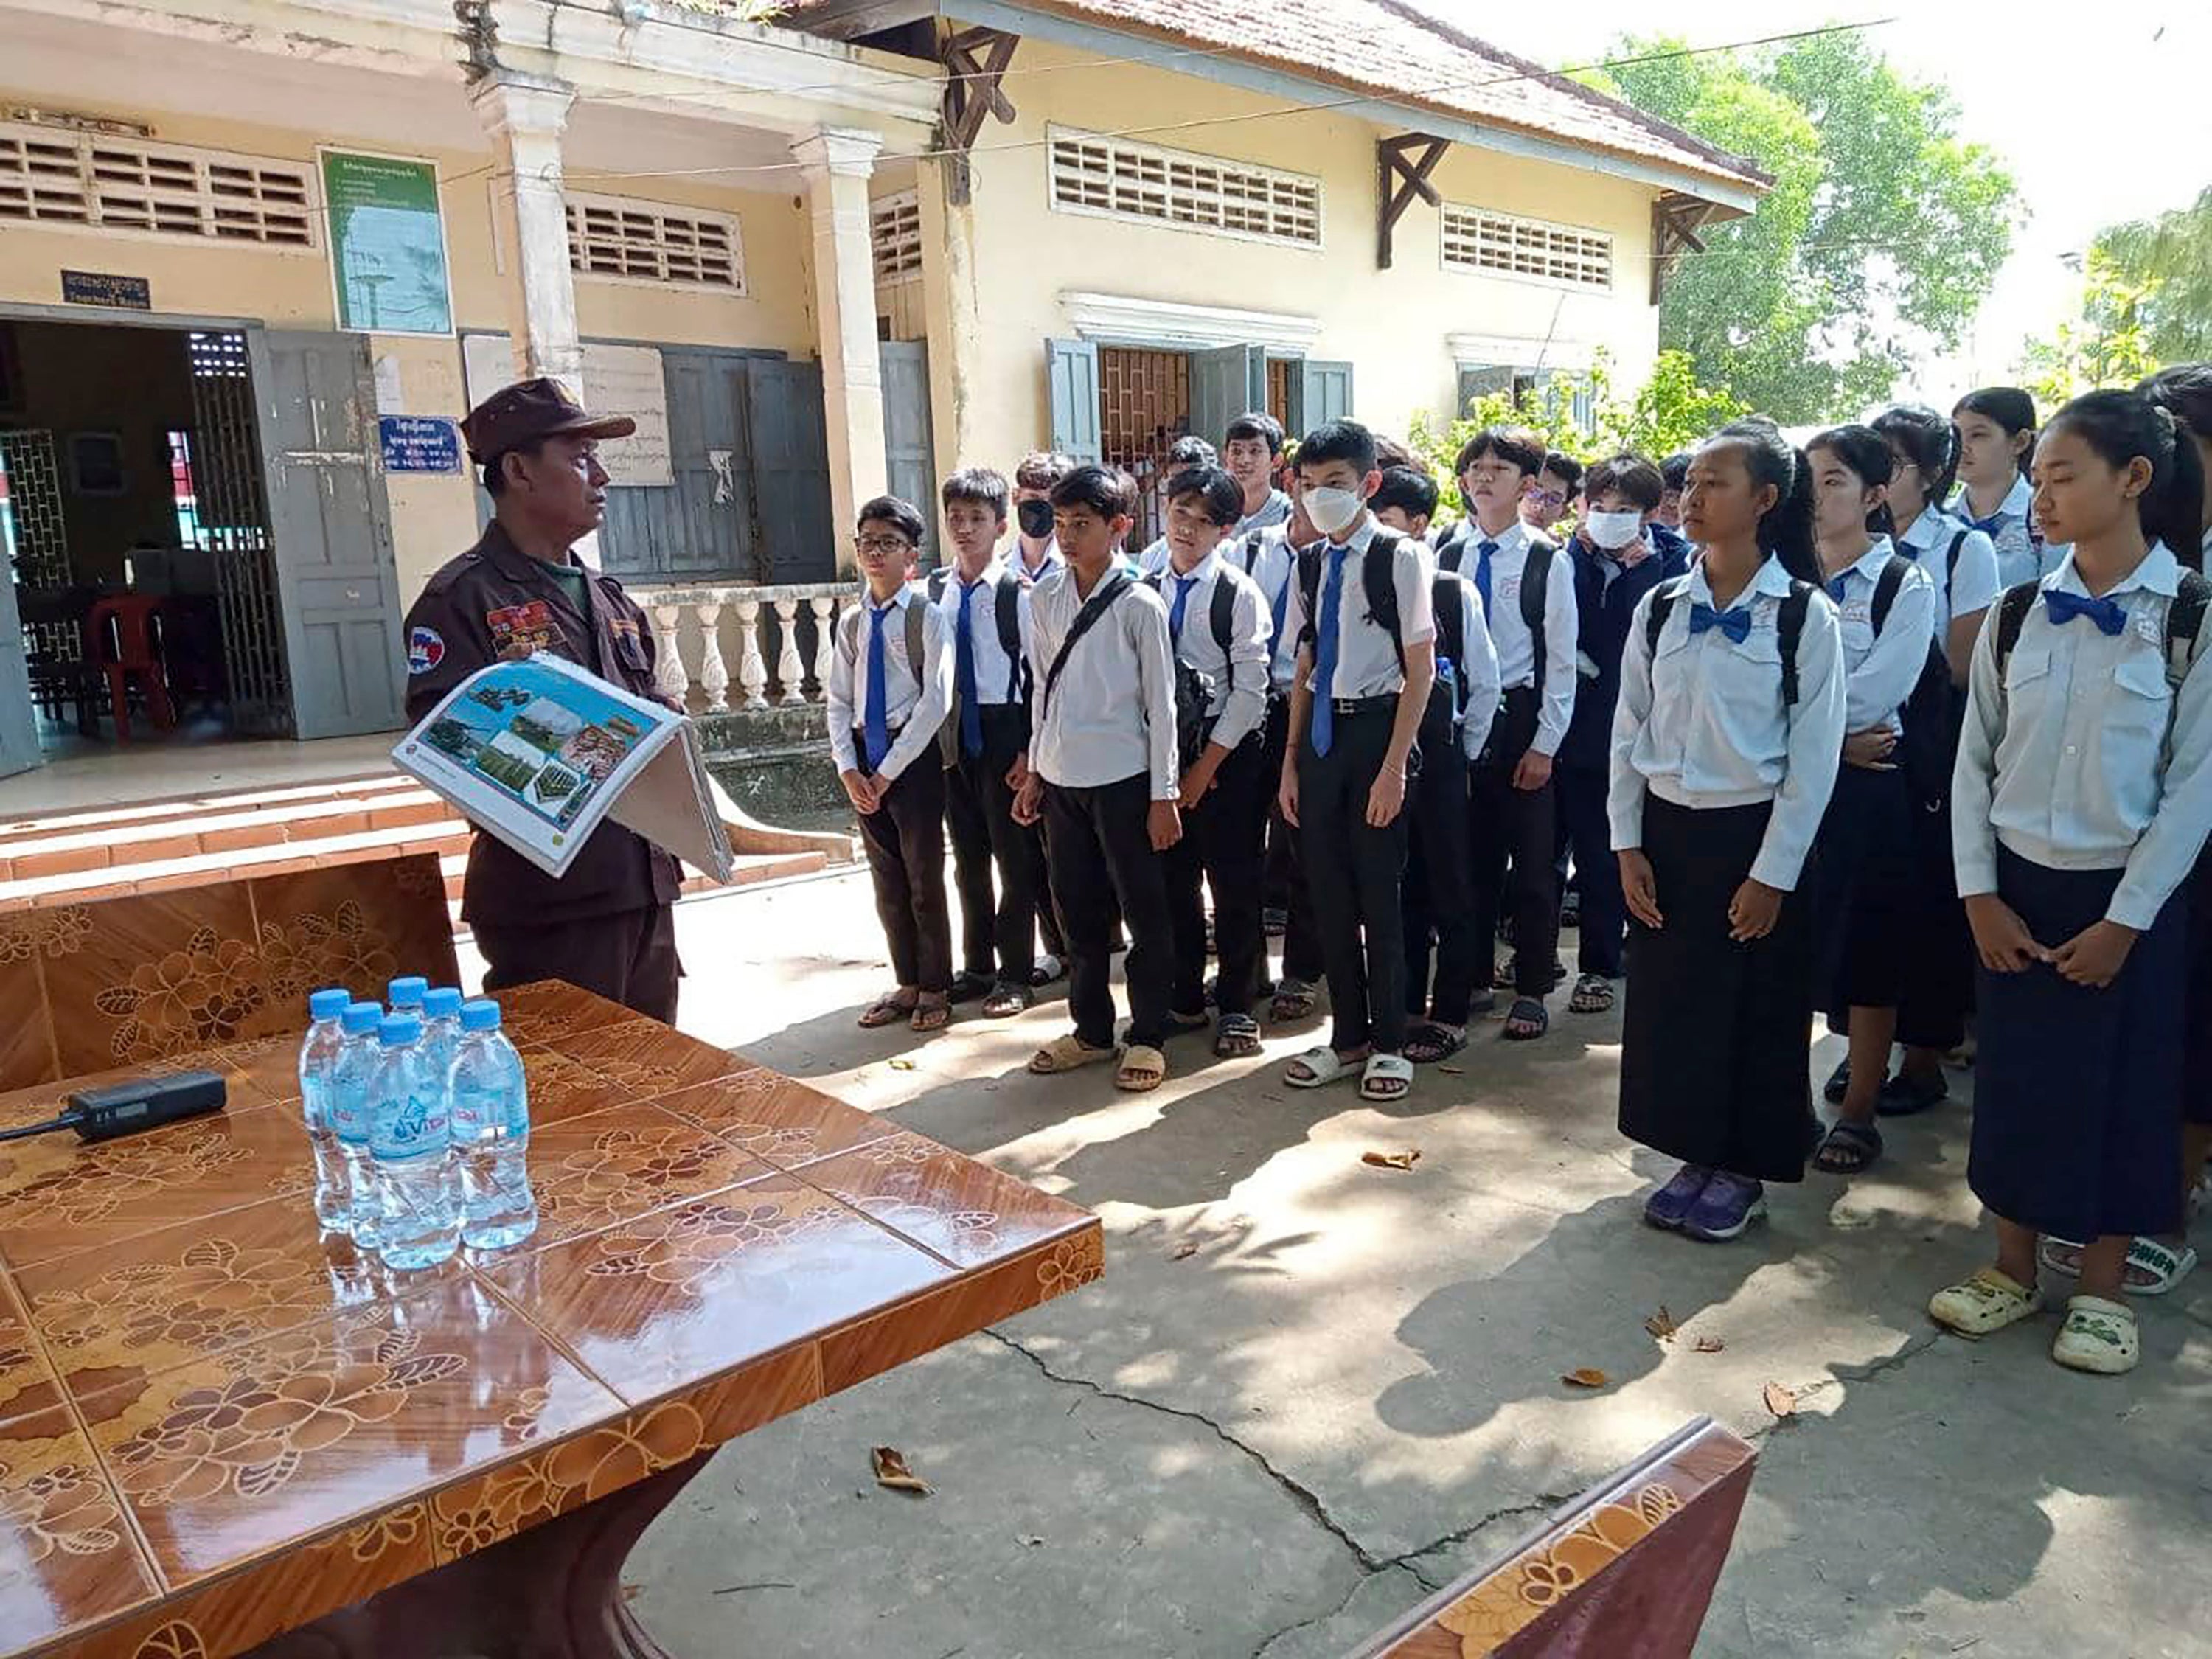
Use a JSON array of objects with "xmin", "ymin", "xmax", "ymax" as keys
[{"xmin": 403, "ymin": 378, "xmax": 683, "ymax": 1020}]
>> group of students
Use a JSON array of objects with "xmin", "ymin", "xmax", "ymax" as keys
[{"xmin": 826, "ymin": 365, "xmax": 2212, "ymax": 1377}]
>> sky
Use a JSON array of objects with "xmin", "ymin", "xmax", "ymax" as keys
[{"xmin": 1412, "ymin": 0, "xmax": 2212, "ymax": 392}]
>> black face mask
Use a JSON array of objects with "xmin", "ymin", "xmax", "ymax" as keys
[{"xmin": 1017, "ymin": 499, "xmax": 1055, "ymax": 538}]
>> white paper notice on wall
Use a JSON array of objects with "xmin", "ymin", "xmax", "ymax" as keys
[
  {"xmin": 460, "ymin": 333, "xmax": 675, "ymax": 489},
  {"xmin": 373, "ymin": 353, "xmax": 406, "ymax": 416}
]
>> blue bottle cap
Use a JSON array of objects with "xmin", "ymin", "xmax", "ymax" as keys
[
  {"xmin": 423, "ymin": 987, "xmax": 464, "ymax": 1018},
  {"xmin": 460, "ymin": 998, "xmax": 502, "ymax": 1033},
  {"xmin": 378, "ymin": 1013, "xmax": 423, "ymax": 1046},
  {"xmin": 309, "ymin": 987, "xmax": 351, "ymax": 1020},
  {"xmin": 387, "ymin": 976, "xmax": 429, "ymax": 1007},
  {"xmin": 341, "ymin": 1001, "xmax": 384, "ymax": 1036}
]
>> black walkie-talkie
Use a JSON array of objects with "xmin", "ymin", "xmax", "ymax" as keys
[{"xmin": 0, "ymin": 1071, "xmax": 228, "ymax": 1145}]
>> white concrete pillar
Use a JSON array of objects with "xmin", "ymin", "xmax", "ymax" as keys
[
  {"xmin": 792, "ymin": 126, "xmax": 888, "ymax": 571},
  {"xmin": 917, "ymin": 155, "xmax": 984, "ymax": 495},
  {"xmin": 471, "ymin": 72, "xmax": 582, "ymax": 386}
]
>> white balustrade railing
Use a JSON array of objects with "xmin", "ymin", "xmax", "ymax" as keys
[{"xmin": 631, "ymin": 580, "xmax": 859, "ymax": 713}]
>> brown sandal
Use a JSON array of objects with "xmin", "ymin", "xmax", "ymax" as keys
[
  {"xmin": 909, "ymin": 997, "xmax": 950, "ymax": 1033},
  {"xmin": 1029, "ymin": 1034, "xmax": 1116, "ymax": 1074},
  {"xmin": 858, "ymin": 992, "xmax": 918, "ymax": 1029},
  {"xmin": 1116, "ymin": 1044, "xmax": 1167, "ymax": 1093}
]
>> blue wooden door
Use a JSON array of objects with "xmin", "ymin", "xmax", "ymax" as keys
[
  {"xmin": 1301, "ymin": 359, "xmax": 1355, "ymax": 427},
  {"xmin": 880, "ymin": 340, "xmax": 936, "ymax": 562},
  {"xmin": 600, "ymin": 347, "xmax": 757, "ymax": 582},
  {"xmin": 743, "ymin": 358, "xmax": 834, "ymax": 583},
  {"xmin": 1189, "ymin": 344, "xmax": 1263, "ymax": 453},
  {"xmin": 1046, "ymin": 338, "xmax": 1102, "ymax": 464}
]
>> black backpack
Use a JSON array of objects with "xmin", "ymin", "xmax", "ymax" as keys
[
  {"xmin": 1439, "ymin": 529, "xmax": 1557, "ymax": 689},
  {"xmin": 1420, "ymin": 575, "xmax": 1472, "ymax": 751},
  {"xmin": 1644, "ymin": 576, "xmax": 1818, "ymax": 704},
  {"xmin": 1296, "ymin": 529, "xmax": 1411, "ymax": 669},
  {"xmin": 1993, "ymin": 571, "xmax": 2211, "ymax": 752},
  {"xmin": 1143, "ymin": 568, "xmax": 1242, "ymax": 770},
  {"xmin": 926, "ymin": 565, "xmax": 1026, "ymax": 699},
  {"xmin": 1867, "ymin": 556, "xmax": 1956, "ymax": 809}
]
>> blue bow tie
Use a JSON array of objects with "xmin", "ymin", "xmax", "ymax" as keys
[
  {"xmin": 2044, "ymin": 588, "xmax": 2128, "ymax": 637},
  {"xmin": 1688, "ymin": 602, "xmax": 1753, "ymax": 644},
  {"xmin": 1964, "ymin": 512, "xmax": 2006, "ymax": 538}
]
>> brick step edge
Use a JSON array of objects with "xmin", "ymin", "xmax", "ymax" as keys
[{"xmin": 0, "ymin": 771, "xmax": 416, "ymax": 845}]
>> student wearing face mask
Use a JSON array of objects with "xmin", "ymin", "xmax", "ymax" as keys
[
  {"xmin": 1009, "ymin": 452, "xmax": 1075, "ymax": 588},
  {"xmin": 1558, "ymin": 455, "xmax": 1689, "ymax": 1016},
  {"xmin": 1279, "ymin": 422, "xmax": 1436, "ymax": 1103}
]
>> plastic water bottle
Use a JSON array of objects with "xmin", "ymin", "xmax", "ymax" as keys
[
  {"xmin": 330, "ymin": 1001, "xmax": 386, "ymax": 1250},
  {"xmin": 369, "ymin": 1013, "xmax": 461, "ymax": 1270},
  {"xmin": 298, "ymin": 987, "xmax": 353, "ymax": 1231},
  {"xmin": 451, "ymin": 998, "xmax": 538, "ymax": 1251},
  {"xmin": 422, "ymin": 986, "xmax": 465, "ymax": 1083},
  {"xmin": 388, "ymin": 975, "xmax": 428, "ymax": 1017}
]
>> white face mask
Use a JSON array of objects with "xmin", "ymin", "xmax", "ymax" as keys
[
  {"xmin": 1584, "ymin": 509, "xmax": 1644, "ymax": 551},
  {"xmin": 1303, "ymin": 487, "xmax": 1365, "ymax": 539}
]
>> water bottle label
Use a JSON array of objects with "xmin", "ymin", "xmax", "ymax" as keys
[
  {"xmin": 372, "ymin": 1088, "xmax": 450, "ymax": 1161},
  {"xmin": 329, "ymin": 1085, "xmax": 369, "ymax": 1144}
]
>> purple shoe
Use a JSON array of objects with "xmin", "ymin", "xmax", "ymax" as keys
[
  {"xmin": 1683, "ymin": 1173, "xmax": 1767, "ymax": 1242},
  {"xmin": 1644, "ymin": 1164, "xmax": 1714, "ymax": 1231}
]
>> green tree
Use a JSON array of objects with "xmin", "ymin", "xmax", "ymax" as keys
[
  {"xmin": 2017, "ymin": 249, "xmax": 2165, "ymax": 408},
  {"xmin": 2079, "ymin": 186, "xmax": 2212, "ymax": 364},
  {"xmin": 1588, "ymin": 32, "xmax": 2019, "ymax": 422}
]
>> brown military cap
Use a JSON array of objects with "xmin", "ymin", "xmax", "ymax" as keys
[{"xmin": 462, "ymin": 377, "xmax": 636, "ymax": 464}]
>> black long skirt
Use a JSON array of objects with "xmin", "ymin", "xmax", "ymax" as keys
[
  {"xmin": 2183, "ymin": 849, "xmax": 2212, "ymax": 1127},
  {"xmin": 1969, "ymin": 846, "xmax": 2185, "ymax": 1241},
  {"xmin": 1620, "ymin": 796, "xmax": 1818, "ymax": 1183},
  {"xmin": 1812, "ymin": 763, "xmax": 1915, "ymax": 1021}
]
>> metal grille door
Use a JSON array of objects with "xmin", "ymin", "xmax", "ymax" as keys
[
  {"xmin": 187, "ymin": 330, "xmax": 288, "ymax": 734},
  {"xmin": 1099, "ymin": 347, "xmax": 1190, "ymax": 549},
  {"xmin": 0, "ymin": 430, "xmax": 73, "ymax": 665}
]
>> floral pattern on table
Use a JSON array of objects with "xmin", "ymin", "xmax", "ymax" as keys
[
  {"xmin": 254, "ymin": 902, "xmax": 402, "ymax": 1009},
  {"xmin": 529, "ymin": 1119, "xmax": 769, "ymax": 1244},
  {"xmin": 0, "ymin": 1450, "xmax": 125, "ymax": 1569},
  {"xmin": 580, "ymin": 1190, "xmax": 849, "ymax": 1291},
  {"xmin": 428, "ymin": 1399, "xmax": 704, "ymax": 1562},
  {"xmin": 103, "ymin": 1325, "xmax": 468, "ymax": 1509},
  {"xmin": 94, "ymin": 929, "xmax": 267, "ymax": 1063},
  {"xmin": 1036, "ymin": 1233, "xmax": 1106, "ymax": 1297},
  {"xmin": 0, "ymin": 1122, "xmax": 268, "ymax": 1233},
  {"xmin": 0, "ymin": 907, "xmax": 92, "ymax": 965},
  {"xmin": 1432, "ymin": 1483, "xmax": 1686, "ymax": 1651}
]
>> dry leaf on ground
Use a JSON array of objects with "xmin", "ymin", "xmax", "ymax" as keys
[
  {"xmin": 1762, "ymin": 1382, "xmax": 1798, "ymax": 1419},
  {"xmin": 870, "ymin": 1445, "xmax": 931, "ymax": 1494},
  {"xmin": 1361, "ymin": 1149, "xmax": 1421, "ymax": 1171},
  {"xmin": 1644, "ymin": 1306, "xmax": 1679, "ymax": 1343},
  {"xmin": 1694, "ymin": 1336, "xmax": 1726, "ymax": 1354},
  {"xmin": 1438, "ymin": 1065, "xmax": 1465, "ymax": 1075},
  {"xmin": 1562, "ymin": 1368, "xmax": 1608, "ymax": 1389},
  {"xmin": 887, "ymin": 1057, "xmax": 917, "ymax": 1071},
  {"xmin": 1172, "ymin": 1241, "xmax": 1200, "ymax": 1260}
]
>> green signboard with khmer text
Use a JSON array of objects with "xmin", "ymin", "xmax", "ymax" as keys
[{"xmin": 321, "ymin": 150, "xmax": 454, "ymax": 336}]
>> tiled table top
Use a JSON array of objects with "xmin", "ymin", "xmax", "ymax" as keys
[{"xmin": 0, "ymin": 983, "xmax": 1103, "ymax": 1659}]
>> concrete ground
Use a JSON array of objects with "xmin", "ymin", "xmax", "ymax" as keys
[{"xmin": 609, "ymin": 870, "xmax": 2212, "ymax": 1659}]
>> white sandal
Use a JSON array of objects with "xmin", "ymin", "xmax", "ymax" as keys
[
  {"xmin": 1928, "ymin": 1267, "xmax": 2042, "ymax": 1338},
  {"xmin": 2123, "ymin": 1237, "xmax": 2197, "ymax": 1296},
  {"xmin": 1359, "ymin": 1053, "xmax": 1414, "ymax": 1102},
  {"xmin": 1284, "ymin": 1046, "xmax": 1360, "ymax": 1089},
  {"xmin": 2052, "ymin": 1295, "xmax": 2139, "ymax": 1374}
]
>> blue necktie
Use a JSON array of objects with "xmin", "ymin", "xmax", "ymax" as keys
[
  {"xmin": 1474, "ymin": 539, "xmax": 1498, "ymax": 619},
  {"xmin": 955, "ymin": 582, "xmax": 983, "ymax": 759},
  {"xmin": 1688, "ymin": 602, "xmax": 1753, "ymax": 644},
  {"xmin": 864, "ymin": 604, "xmax": 892, "ymax": 771},
  {"xmin": 1310, "ymin": 546, "xmax": 1349, "ymax": 758},
  {"xmin": 1826, "ymin": 575, "xmax": 1849, "ymax": 603},
  {"xmin": 1169, "ymin": 574, "xmax": 1200, "ymax": 645},
  {"xmin": 2045, "ymin": 588, "xmax": 2128, "ymax": 637},
  {"xmin": 1965, "ymin": 511, "xmax": 2006, "ymax": 538}
]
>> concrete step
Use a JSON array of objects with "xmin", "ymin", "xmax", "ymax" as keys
[
  {"xmin": 0, "ymin": 817, "xmax": 474, "ymax": 911},
  {"xmin": 0, "ymin": 771, "xmax": 417, "ymax": 850},
  {"xmin": 0, "ymin": 787, "xmax": 456, "ymax": 881}
]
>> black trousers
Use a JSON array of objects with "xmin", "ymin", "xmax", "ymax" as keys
[
  {"xmin": 1403, "ymin": 720, "xmax": 1479, "ymax": 1025},
  {"xmin": 1470, "ymin": 687, "xmax": 1560, "ymax": 998},
  {"xmin": 1029, "ymin": 818, "xmax": 1068, "ymax": 959},
  {"xmin": 478, "ymin": 903, "xmax": 681, "ymax": 1023},
  {"xmin": 855, "ymin": 748, "xmax": 953, "ymax": 995},
  {"xmin": 1555, "ymin": 762, "xmax": 1624, "ymax": 978},
  {"xmin": 1166, "ymin": 731, "xmax": 1269, "ymax": 1019},
  {"xmin": 1043, "ymin": 772, "xmax": 1175, "ymax": 1050},
  {"xmin": 1259, "ymin": 694, "xmax": 1324, "ymax": 984},
  {"xmin": 1299, "ymin": 706, "xmax": 1411, "ymax": 1054},
  {"xmin": 943, "ymin": 706, "xmax": 1043, "ymax": 984}
]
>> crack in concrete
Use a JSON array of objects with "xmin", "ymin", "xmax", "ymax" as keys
[
  {"xmin": 1745, "ymin": 1329, "xmax": 1948, "ymax": 1446},
  {"xmin": 1248, "ymin": 1564, "xmax": 1419, "ymax": 1659}
]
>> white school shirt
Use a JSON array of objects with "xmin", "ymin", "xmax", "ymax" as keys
[
  {"xmin": 1024, "ymin": 565, "xmax": 1180, "ymax": 799},
  {"xmin": 1281, "ymin": 512, "xmax": 1436, "ymax": 702},
  {"xmin": 1821, "ymin": 536, "xmax": 1938, "ymax": 735},
  {"xmin": 1950, "ymin": 474, "xmax": 2053, "ymax": 590},
  {"xmin": 1436, "ymin": 571, "xmax": 1502, "ymax": 761},
  {"xmin": 825, "ymin": 584, "xmax": 952, "ymax": 783},
  {"xmin": 1897, "ymin": 507, "xmax": 2000, "ymax": 665},
  {"xmin": 1226, "ymin": 525, "xmax": 1302, "ymax": 692},
  {"xmin": 1152, "ymin": 550, "xmax": 1273, "ymax": 750},
  {"xmin": 1951, "ymin": 542, "xmax": 2212, "ymax": 931},
  {"xmin": 930, "ymin": 558, "xmax": 1032, "ymax": 706},
  {"xmin": 1236, "ymin": 489, "xmax": 1293, "ymax": 537},
  {"xmin": 1445, "ymin": 520, "xmax": 1579, "ymax": 757},
  {"xmin": 1136, "ymin": 536, "xmax": 1171, "ymax": 577},
  {"xmin": 1609, "ymin": 556, "xmax": 1847, "ymax": 892},
  {"xmin": 1008, "ymin": 538, "xmax": 1063, "ymax": 588}
]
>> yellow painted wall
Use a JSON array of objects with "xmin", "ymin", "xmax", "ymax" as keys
[
  {"xmin": 0, "ymin": 94, "xmax": 818, "ymax": 599},
  {"xmin": 936, "ymin": 39, "xmax": 1663, "ymax": 473}
]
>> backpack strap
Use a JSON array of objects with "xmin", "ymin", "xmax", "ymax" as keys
[
  {"xmin": 1039, "ymin": 572, "xmax": 1131, "ymax": 726},
  {"xmin": 925, "ymin": 567, "xmax": 949, "ymax": 606},
  {"xmin": 1777, "ymin": 580, "xmax": 1812, "ymax": 707},
  {"xmin": 1947, "ymin": 528, "xmax": 1969, "ymax": 585},
  {"xmin": 903, "ymin": 591, "xmax": 927, "ymax": 689},
  {"xmin": 1992, "ymin": 580, "xmax": 2040, "ymax": 678},
  {"xmin": 1520, "ymin": 539, "xmax": 1554, "ymax": 691},
  {"xmin": 1871, "ymin": 555, "xmax": 1910, "ymax": 637},
  {"xmin": 1644, "ymin": 576, "xmax": 1691, "ymax": 657},
  {"xmin": 1296, "ymin": 543, "xmax": 1322, "ymax": 651},
  {"xmin": 2166, "ymin": 568, "xmax": 2211, "ymax": 692},
  {"xmin": 1363, "ymin": 531, "xmax": 1405, "ymax": 675},
  {"xmin": 1433, "ymin": 574, "xmax": 1467, "ymax": 720},
  {"xmin": 993, "ymin": 571, "xmax": 1028, "ymax": 702},
  {"xmin": 1209, "ymin": 571, "xmax": 1238, "ymax": 656}
]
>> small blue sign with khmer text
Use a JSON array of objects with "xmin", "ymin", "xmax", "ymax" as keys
[{"xmin": 380, "ymin": 415, "xmax": 462, "ymax": 475}]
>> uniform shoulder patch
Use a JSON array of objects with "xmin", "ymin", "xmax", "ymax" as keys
[{"xmin": 407, "ymin": 625, "xmax": 446, "ymax": 675}]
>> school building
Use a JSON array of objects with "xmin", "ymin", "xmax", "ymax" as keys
[{"xmin": 0, "ymin": 0, "xmax": 1764, "ymax": 779}]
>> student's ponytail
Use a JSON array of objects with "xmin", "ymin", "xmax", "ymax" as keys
[
  {"xmin": 2048, "ymin": 389, "xmax": 2208, "ymax": 571},
  {"xmin": 1714, "ymin": 418, "xmax": 1819, "ymax": 584},
  {"xmin": 2139, "ymin": 364, "xmax": 2212, "ymax": 570}
]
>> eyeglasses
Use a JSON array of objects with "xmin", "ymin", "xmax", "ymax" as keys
[
  {"xmin": 1528, "ymin": 489, "xmax": 1569, "ymax": 509},
  {"xmin": 854, "ymin": 535, "xmax": 914, "ymax": 555}
]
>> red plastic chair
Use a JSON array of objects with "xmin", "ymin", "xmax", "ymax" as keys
[{"xmin": 86, "ymin": 594, "xmax": 175, "ymax": 740}]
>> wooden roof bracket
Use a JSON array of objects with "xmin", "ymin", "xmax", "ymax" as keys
[
  {"xmin": 1376, "ymin": 133, "xmax": 1449, "ymax": 270},
  {"xmin": 940, "ymin": 24, "xmax": 1019, "ymax": 206},
  {"xmin": 1650, "ymin": 192, "xmax": 1716, "ymax": 304}
]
